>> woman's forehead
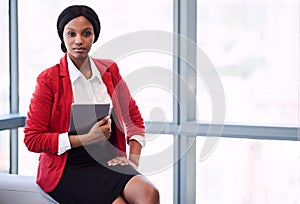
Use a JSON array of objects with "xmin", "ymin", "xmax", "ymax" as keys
[{"xmin": 64, "ymin": 16, "xmax": 93, "ymax": 31}]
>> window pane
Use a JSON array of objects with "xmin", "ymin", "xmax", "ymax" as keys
[
  {"xmin": 139, "ymin": 134, "xmax": 174, "ymax": 204},
  {"xmin": 0, "ymin": 0, "xmax": 10, "ymax": 174},
  {"xmin": 0, "ymin": 0, "xmax": 9, "ymax": 115},
  {"xmin": 18, "ymin": 128, "xmax": 39, "ymax": 175},
  {"xmin": 0, "ymin": 131, "xmax": 10, "ymax": 173},
  {"xmin": 196, "ymin": 137, "xmax": 300, "ymax": 204},
  {"xmin": 197, "ymin": 0, "xmax": 300, "ymax": 125},
  {"xmin": 118, "ymin": 52, "xmax": 173, "ymax": 123}
]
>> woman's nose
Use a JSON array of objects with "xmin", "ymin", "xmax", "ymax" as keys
[{"xmin": 75, "ymin": 36, "xmax": 83, "ymax": 45}]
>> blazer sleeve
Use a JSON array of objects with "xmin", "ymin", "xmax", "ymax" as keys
[
  {"xmin": 24, "ymin": 69, "xmax": 59, "ymax": 154},
  {"xmin": 109, "ymin": 62, "xmax": 145, "ymax": 139}
]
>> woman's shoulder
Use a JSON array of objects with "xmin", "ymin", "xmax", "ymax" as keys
[
  {"xmin": 36, "ymin": 63, "xmax": 60, "ymax": 84},
  {"xmin": 92, "ymin": 58, "xmax": 120, "ymax": 73},
  {"xmin": 38, "ymin": 55, "xmax": 68, "ymax": 79},
  {"xmin": 40, "ymin": 64, "xmax": 60, "ymax": 74},
  {"xmin": 92, "ymin": 58, "xmax": 116, "ymax": 67}
]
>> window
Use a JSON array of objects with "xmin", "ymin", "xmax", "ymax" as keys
[
  {"xmin": 0, "ymin": 0, "xmax": 10, "ymax": 173},
  {"xmin": 196, "ymin": 137, "xmax": 300, "ymax": 204},
  {"xmin": 197, "ymin": 0, "xmax": 299, "ymax": 125},
  {"xmin": 196, "ymin": 0, "xmax": 300, "ymax": 203},
  {"xmin": 0, "ymin": 0, "xmax": 9, "ymax": 115}
]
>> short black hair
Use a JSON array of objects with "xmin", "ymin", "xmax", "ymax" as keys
[{"xmin": 57, "ymin": 5, "xmax": 101, "ymax": 52}]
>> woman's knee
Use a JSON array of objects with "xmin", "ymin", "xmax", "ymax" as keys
[
  {"xmin": 124, "ymin": 175, "xmax": 160, "ymax": 204},
  {"xmin": 147, "ymin": 184, "xmax": 160, "ymax": 203}
]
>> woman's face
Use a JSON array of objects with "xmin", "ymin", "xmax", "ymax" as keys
[{"xmin": 63, "ymin": 16, "xmax": 95, "ymax": 68}]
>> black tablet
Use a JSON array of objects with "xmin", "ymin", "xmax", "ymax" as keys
[{"xmin": 68, "ymin": 103, "xmax": 111, "ymax": 135}]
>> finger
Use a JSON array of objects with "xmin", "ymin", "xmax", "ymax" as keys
[
  {"xmin": 108, "ymin": 161, "xmax": 130, "ymax": 166},
  {"xmin": 107, "ymin": 159, "xmax": 118, "ymax": 166},
  {"xmin": 98, "ymin": 116, "xmax": 110, "ymax": 126},
  {"xmin": 107, "ymin": 158, "xmax": 121, "ymax": 166},
  {"xmin": 107, "ymin": 157, "xmax": 130, "ymax": 166},
  {"xmin": 103, "ymin": 125, "xmax": 112, "ymax": 135}
]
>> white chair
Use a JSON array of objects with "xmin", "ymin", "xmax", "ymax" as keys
[{"xmin": 0, "ymin": 173, "xmax": 58, "ymax": 204}]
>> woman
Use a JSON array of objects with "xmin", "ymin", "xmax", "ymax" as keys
[{"xmin": 24, "ymin": 5, "xmax": 159, "ymax": 204}]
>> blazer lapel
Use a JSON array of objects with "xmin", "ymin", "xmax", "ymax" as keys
[
  {"xmin": 102, "ymin": 72, "xmax": 114, "ymax": 98},
  {"xmin": 92, "ymin": 58, "xmax": 115, "ymax": 98},
  {"xmin": 59, "ymin": 54, "xmax": 73, "ymax": 121}
]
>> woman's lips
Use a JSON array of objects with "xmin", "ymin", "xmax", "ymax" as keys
[{"xmin": 73, "ymin": 48, "xmax": 86, "ymax": 53}]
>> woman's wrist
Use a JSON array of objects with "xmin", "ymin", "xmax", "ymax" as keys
[
  {"xmin": 129, "ymin": 140, "xmax": 142, "ymax": 167},
  {"xmin": 68, "ymin": 134, "xmax": 90, "ymax": 148}
]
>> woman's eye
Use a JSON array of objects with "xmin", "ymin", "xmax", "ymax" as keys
[
  {"xmin": 83, "ymin": 31, "xmax": 91, "ymax": 37},
  {"xmin": 67, "ymin": 32, "xmax": 76, "ymax": 37}
]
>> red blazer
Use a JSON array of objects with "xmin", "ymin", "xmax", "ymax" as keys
[{"xmin": 24, "ymin": 54, "xmax": 145, "ymax": 192}]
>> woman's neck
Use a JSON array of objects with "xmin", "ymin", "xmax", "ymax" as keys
[{"xmin": 76, "ymin": 58, "xmax": 92, "ymax": 80}]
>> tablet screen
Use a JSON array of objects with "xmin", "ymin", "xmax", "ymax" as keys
[{"xmin": 68, "ymin": 103, "xmax": 110, "ymax": 135}]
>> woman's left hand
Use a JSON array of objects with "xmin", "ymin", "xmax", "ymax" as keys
[{"xmin": 107, "ymin": 157, "xmax": 138, "ymax": 169}]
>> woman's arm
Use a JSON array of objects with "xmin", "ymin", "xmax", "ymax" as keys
[
  {"xmin": 24, "ymin": 71, "xmax": 60, "ymax": 154},
  {"xmin": 109, "ymin": 62, "xmax": 145, "ymax": 139},
  {"xmin": 128, "ymin": 140, "xmax": 142, "ymax": 167}
]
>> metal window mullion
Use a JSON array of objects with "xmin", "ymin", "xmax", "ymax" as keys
[
  {"xmin": 145, "ymin": 121, "xmax": 300, "ymax": 141},
  {"xmin": 9, "ymin": 0, "xmax": 19, "ymax": 174},
  {"xmin": 173, "ymin": 0, "xmax": 180, "ymax": 202},
  {"xmin": 173, "ymin": 0, "xmax": 197, "ymax": 203}
]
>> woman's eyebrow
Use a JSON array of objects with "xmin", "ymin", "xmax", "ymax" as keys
[{"xmin": 65, "ymin": 27, "xmax": 93, "ymax": 31}]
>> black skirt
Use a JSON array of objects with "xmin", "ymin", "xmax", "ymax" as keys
[{"xmin": 48, "ymin": 119, "xmax": 139, "ymax": 204}]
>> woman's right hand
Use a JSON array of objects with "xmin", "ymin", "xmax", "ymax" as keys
[
  {"xmin": 86, "ymin": 116, "xmax": 112, "ymax": 144},
  {"xmin": 69, "ymin": 116, "xmax": 112, "ymax": 148}
]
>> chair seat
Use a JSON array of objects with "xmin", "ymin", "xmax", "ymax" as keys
[{"xmin": 0, "ymin": 173, "xmax": 58, "ymax": 204}]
